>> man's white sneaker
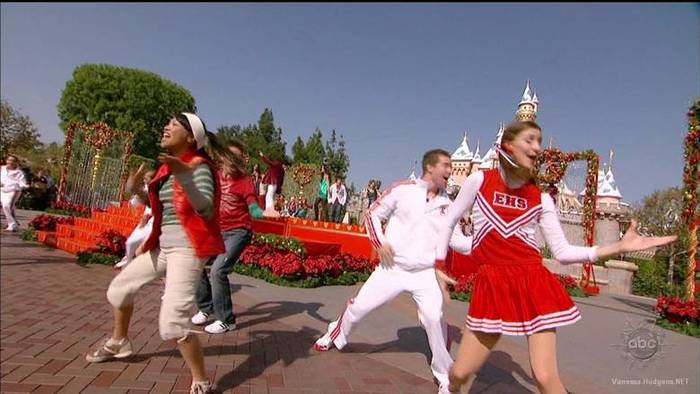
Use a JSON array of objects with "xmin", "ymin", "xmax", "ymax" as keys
[
  {"xmin": 115, "ymin": 257, "xmax": 129, "ymax": 269},
  {"xmin": 204, "ymin": 320, "xmax": 235, "ymax": 334},
  {"xmin": 313, "ymin": 321, "xmax": 338, "ymax": 351},
  {"xmin": 191, "ymin": 311, "xmax": 210, "ymax": 325}
]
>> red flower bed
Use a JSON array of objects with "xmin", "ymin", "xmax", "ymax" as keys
[
  {"xmin": 95, "ymin": 229, "xmax": 126, "ymax": 256},
  {"xmin": 656, "ymin": 296, "xmax": 700, "ymax": 324},
  {"xmin": 29, "ymin": 214, "xmax": 74, "ymax": 231},
  {"xmin": 454, "ymin": 273, "xmax": 477, "ymax": 294},
  {"xmin": 556, "ymin": 273, "xmax": 579, "ymax": 289},
  {"xmin": 239, "ymin": 235, "xmax": 378, "ymax": 279}
]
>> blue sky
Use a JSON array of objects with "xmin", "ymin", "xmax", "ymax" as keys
[{"xmin": 1, "ymin": 3, "xmax": 698, "ymax": 203}]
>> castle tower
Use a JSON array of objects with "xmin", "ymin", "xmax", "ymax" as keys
[
  {"xmin": 479, "ymin": 123, "xmax": 505, "ymax": 170},
  {"xmin": 450, "ymin": 131, "xmax": 474, "ymax": 187},
  {"xmin": 515, "ymin": 80, "xmax": 538, "ymax": 122},
  {"xmin": 470, "ymin": 140, "xmax": 482, "ymax": 175}
]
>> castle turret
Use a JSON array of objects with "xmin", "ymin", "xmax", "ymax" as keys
[
  {"xmin": 480, "ymin": 123, "xmax": 505, "ymax": 169},
  {"xmin": 515, "ymin": 80, "xmax": 538, "ymax": 122}
]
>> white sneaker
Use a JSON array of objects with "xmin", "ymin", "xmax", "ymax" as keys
[
  {"xmin": 313, "ymin": 321, "xmax": 337, "ymax": 351},
  {"xmin": 190, "ymin": 380, "xmax": 212, "ymax": 394},
  {"xmin": 191, "ymin": 311, "xmax": 210, "ymax": 325},
  {"xmin": 438, "ymin": 382, "xmax": 458, "ymax": 394},
  {"xmin": 115, "ymin": 257, "xmax": 129, "ymax": 269},
  {"xmin": 204, "ymin": 320, "xmax": 235, "ymax": 334}
]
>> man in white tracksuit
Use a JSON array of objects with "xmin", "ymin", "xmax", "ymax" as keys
[
  {"xmin": 314, "ymin": 149, "xmax": 469, "ymax": 394},
  {"xmin": 1, "ymin": 154, "xmax": 29, "ymax": 232}
]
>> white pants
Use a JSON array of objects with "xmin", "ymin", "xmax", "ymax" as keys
[
  {"xmin": 107, "ymin": 247, "xmax": 205, "ymax": 341},
  {"xmin": 1, "ymin": 190, "xmax": 21, "ymax": 229},
  {"xmin": 265, "ymin": 184, "xmax": 277, "ymax": 210},
  {"xmin": 323, "ymin": 264, "xmax": 452, "ymax": 386},
  {"xmin": 125, "ymin": 217, "xmax": 154, "ymax": 262}
]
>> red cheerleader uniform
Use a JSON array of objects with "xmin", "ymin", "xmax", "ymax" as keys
[{"xmin": 438, "ymin": 169, "xmax": 598, "ymax": 336}]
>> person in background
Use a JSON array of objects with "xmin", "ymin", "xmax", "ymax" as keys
[
  {"xmin": 328, "ymin": 176, "xmax": 347, "ymax": 223},
  {"xmin": 115, "ymin": 165, "xmax": 156, "ymax": 269},
  {"xmin": 314, "ymin": 165, "xmax": 331, "ymax": 221},
  {"xmin": 192, "ymin": 138, "xmax": 279, "ymax": 334},
  {"xmin": 1, "ymin": 154, "xmax": 29, "ymax": 231},
  {"xmin": 259, "ymin": 151, "xmax": 286, "ymax": 213}
]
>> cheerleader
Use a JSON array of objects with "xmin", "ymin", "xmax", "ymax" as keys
[{"xmin": 435, "ymin": 121, "xmax": 677, "ymax": 393}]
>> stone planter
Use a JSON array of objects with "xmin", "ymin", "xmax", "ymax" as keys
[{"xmin": 542, "ymin": 259, "xmax": 638, "ymax": 295}]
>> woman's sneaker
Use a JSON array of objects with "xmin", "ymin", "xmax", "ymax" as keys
[
  {"xmin": 85, "ymin": 337, "xmax": 133, "ymax": 363},
  {"xmin": 190, "ymin": 380, "xmax": 212, "ymax": 394},
  {"xmin": 204, "ymin": 320, "xmax": 235, "ymax": 334},
  {"xmin": 191, "ymin": 311, "xmax": 210, "ymax": 325}
]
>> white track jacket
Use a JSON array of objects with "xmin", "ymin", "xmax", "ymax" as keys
[{"xmin": 364, "ymin": 178, "xmax": 471, "ymax": 272}]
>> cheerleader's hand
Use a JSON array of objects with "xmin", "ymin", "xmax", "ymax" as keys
[
  {"xmin": 595, "ymin": 219, "xmax": 678, "ymax": 261},
  {"xmin": 619, "ymin": 219, "xmax": 677, "ymax": 253},
  {"xmin": 378, "ymin": 243, "xmax": 395, "ymax": 268},
  {"xmin": 436, "ymin": 269, "xmax": 457, "ymax": 304}
]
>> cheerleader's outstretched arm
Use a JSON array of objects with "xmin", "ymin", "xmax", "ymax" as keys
[
  {"xmin": 539, "ymin": 194, "xmax": 678, "ymax": 264},
  {"xmin": 539, "ymin": 193, "xmax": 598, "ymax": 264},
  {"xmin": 435, "ymin": 171, "xmax": 483, "ymax": 263}
]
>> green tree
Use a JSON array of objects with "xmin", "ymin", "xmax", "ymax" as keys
[
  {"xmin": 304, "ymin": 128, "xmax": 326, "ymax": 165},
  {"xmin": 325, "ymin": 129, "xmax": 350, "ymax": 179},
  {"xmin": 216, "ymin": 124, "xmax": 243, "ymax": 143},
  {"xmin": 215, "ymin": 108, "xmax": 288, "ymax": 171},
  {"xmin": 633, "ymin": 187, "xmax": 683, "ymax": 236},
  {"xmin": 291, "ymin": 136, "xmax": 307, "ymax": 164},
  {"xmin": 21, "ymin": 142, "xmax": 64, "ymax": 178},
  {"xmin": 0, "ymin": 99, "xmax": 42, "ymax": 158},
  {"xmin": 292, "ymin": 128, "xmax": 327, "ymax": 167},
  {"xmin": 57, "ymin": 64, "xmax": 195, "ymax": 160}
]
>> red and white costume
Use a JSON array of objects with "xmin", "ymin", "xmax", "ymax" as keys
[
  {"xmin": 437, "ymin": 169, "xmax": 598, "ymax": 336},
  {"xmin": 315, "ymin": 178, "xmax": 471, "ymax": 389}
]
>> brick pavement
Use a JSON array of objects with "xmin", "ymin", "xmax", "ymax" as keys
[{"xmin": 2, "ymin": 210, "xmax": 698, "ymax": 393}]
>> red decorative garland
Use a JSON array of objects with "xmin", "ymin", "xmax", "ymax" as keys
[
  {"xmin": 536, "ymin": 148, "xmax": 600, "ymax": 294},
  {"xmin": 683, "ymin": 101, "xmax": 699, "ymax": 299},
  {"xmin": 58, "ymin": 121, "xmax": 134, "ymax": 203}
]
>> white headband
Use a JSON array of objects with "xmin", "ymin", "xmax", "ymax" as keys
[{"xmin": 182, "ymin": 112, "xmax": 206, "ymax": 150}]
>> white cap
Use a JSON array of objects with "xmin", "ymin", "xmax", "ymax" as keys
[{"xmin": 182, "ymin": 112, "xmax": 206, "ymax": 150}]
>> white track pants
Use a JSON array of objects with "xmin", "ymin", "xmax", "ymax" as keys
[
  {"xmin": 1, "ymin": 191, "xmax": 20, "ymax": 229},
  {"xmin": 324, "ymin": 264, "xmax": 452, "ymax": 386},
  {"xmin": 265, "ymin": 184, "xmax": 277, "ymax": 210}
]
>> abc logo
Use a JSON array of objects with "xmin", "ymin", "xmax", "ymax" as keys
[{"xmin": 625, "ymin": 328, "xmax": 659, "ymax": 360}]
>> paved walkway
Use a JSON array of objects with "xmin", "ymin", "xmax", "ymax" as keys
[{"xmin": 1, "ymin": 210, "xmax": 698, "ymax": 393}]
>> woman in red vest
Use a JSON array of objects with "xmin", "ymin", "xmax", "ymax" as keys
[
  {"xmin": 86, "ymin": 113, "xmax": 234, "ymax": 394},
  {"xmin": 436, "ymin": 121, "xmax": 677, "ymax": 394}
]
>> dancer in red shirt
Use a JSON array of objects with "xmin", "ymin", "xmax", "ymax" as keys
[{"xmin": 193, "ymin": 139, "xmax": 278, "ymax": 334}]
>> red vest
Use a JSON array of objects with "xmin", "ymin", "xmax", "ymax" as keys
[{"xmin": 141, "ymin": 150, "xmax": 226, "ymax": 258}]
